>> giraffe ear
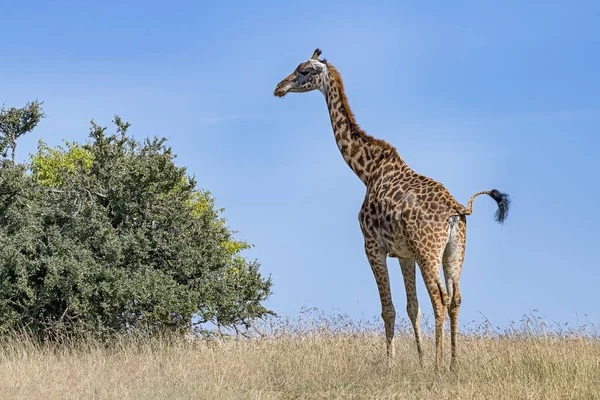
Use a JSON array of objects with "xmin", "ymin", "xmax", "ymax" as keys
[{"xmin": 311, "ymin": 48, "xmax": 322, "ymax": 60}]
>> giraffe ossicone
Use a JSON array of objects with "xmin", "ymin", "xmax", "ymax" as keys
[{"xmin": 274, "ymin": 48, "xmax": 511, "ymax": 371}]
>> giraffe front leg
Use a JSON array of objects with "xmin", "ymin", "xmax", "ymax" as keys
[{"xmin": 364, "ymin": 237, "xmax": 395, "ymax": 361}]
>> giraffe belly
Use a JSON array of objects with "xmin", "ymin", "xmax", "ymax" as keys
[
  {"xmin": 387, "ymin": 241, "xmax": 413, "ymax": 259},
  {"xmin": 380, "ymin": 226, "xmax": 413, "ymax": 259}
]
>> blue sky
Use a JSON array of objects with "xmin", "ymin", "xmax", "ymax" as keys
[{"xmin": 2, "ymin": 1, "xmax": 599, "ymax": 329}]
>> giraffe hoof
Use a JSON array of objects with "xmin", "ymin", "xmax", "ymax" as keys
[{"xmin": 450, "ymin": 361, "xmax": 459, "ymax": 373}]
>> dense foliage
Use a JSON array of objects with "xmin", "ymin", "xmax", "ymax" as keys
[
  {"xmin": 0, "ymin": 101, "xmax": 46, "ymax": 163},
  {"xmin": 0, "ymin": 108, "xmax": 272, "ymax": 339}
]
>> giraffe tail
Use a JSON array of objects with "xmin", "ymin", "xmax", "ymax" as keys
[{"xmin": 462, "ymin": 189, "xmax": 511, "ymax": 224}]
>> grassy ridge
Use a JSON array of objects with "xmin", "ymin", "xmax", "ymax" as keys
[{"xmin": 1, "ymin": 311, "xmax": 599, "ymax": 399}]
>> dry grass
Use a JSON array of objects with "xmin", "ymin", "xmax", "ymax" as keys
[{"xmin": 1, "ymin": 310, "xmax": 599, "ymax": 399}]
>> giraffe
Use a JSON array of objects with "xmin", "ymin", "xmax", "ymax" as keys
[{"xmin": 273, "ymin": 49, "xmax": 510, "ymax": 371}]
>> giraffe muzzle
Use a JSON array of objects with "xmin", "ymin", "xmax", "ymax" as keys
[{"xmin": 274, "ymin": 80, "xmax": 293, "ymax": 97}]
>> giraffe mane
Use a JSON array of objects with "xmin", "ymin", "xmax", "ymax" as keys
[{"xmin": 327, "ymin": 63, "xmax": 400, "ymax": 158}]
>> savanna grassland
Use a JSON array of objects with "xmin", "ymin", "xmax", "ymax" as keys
[{"xmin": 1, "ymin": 310, "xmax": 599, "ymax": 400}]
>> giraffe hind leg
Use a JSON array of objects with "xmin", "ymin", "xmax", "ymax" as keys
[
  {"xmin": 442, "ymin": 216, "xmax": 467, "ymax": 371},
  {"xmin": 437, "ymin": 279, "xmax": 449, "ymax": 307},
  {"xmin": 415, "ymin": 255, "xmax": 447, "ymax": 371}
]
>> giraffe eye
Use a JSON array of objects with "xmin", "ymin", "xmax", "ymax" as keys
[{"xmin": 299, "ymin": 69, "xmax": 310, "ymax": 76}]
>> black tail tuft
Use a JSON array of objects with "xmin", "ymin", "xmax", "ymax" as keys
[{"xmin": 489, "ymin": 189, "xmax": 511, "ymax": 224}]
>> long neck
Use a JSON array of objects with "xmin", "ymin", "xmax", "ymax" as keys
[{"xmin": 321, "ymin": 66, "xmax": 400, "ymax": 186}]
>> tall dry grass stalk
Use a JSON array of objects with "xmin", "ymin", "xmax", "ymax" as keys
[{"xmin": 0, "ymin": 309, "xmax": 599, "ymax": 399}]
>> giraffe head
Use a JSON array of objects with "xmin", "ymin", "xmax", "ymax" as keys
[{"xmin": 274, "ymin": 48, "xmax": 328, "ymax": 97}]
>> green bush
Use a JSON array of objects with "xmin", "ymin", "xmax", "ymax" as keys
[{"xmin": 0, "ymin": 112, "xmax": 272, "ymax": 339}]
